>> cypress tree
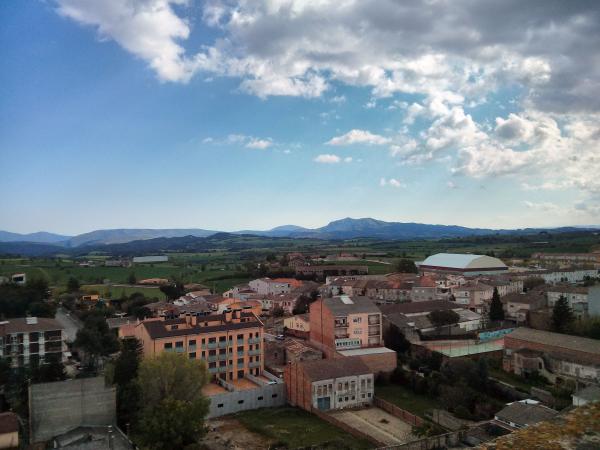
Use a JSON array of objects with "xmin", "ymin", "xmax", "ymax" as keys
[
  {"xmin": 489, "ymin": 287, "xmax": 504, "ymax": 322},
  {"xmin": 552, "ymin": 295, "xmax": 575, "ymax": 333}
]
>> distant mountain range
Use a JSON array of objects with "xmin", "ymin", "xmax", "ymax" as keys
[{"xmin": 0, "ymin": 218, "xmax": 598, "ymax": 256}]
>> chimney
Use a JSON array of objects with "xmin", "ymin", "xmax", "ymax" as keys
[{"xmin": 224, "ymin": 309, "xmax": 232, "ymax": 323}]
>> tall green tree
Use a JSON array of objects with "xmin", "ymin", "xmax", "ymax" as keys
[
  {"xmin": 67, "ymin": 276, "xmax": 80, "ymax": 293},
  {"xmin": 488, "ymin": 287, "xmax": 504, "ymax": 322},
  {"xmin": 74, "ymin": 310, "xmax": 119, "ymax": 370},
  {"xmin": 111, "ymin": 338, "xmax": 143, "ymax": 430},
  {"xmin": 135, "ymin": 352, "xmax": 210, "ymax": 450},
  {"xmin": 396, "ymin": 258, "xmax": 418, "ymax": 274},
  {"xmin": 552, "ymin": 295, "xmax": 575, "ymax": 333}
]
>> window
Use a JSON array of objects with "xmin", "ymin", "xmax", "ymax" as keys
[
  {"xmin": 189, "ymin": 352, "xmax": 196, "ymax": 359},
  {"xmin": 189, "ymin": 339, "xmax": 196, "ymax": 346},
  {"xmin": 217, "ymin": 403, "xmax": 224, "ymax": 408},
  {"xmin": 238, "ymin": 400, "xmax": 244, "ymax": 404},
  {"xmin": 272, "ymin": 394, "xmax": 278, "ymax": 398},
  {"xmin": 258, "ymin": 396, "xmax": 264, "ymax": 401},
  {"xmin": 164, "ymin": 343, "xmax": 173, "ymax": 350},
  {"xmin": 175, "ymin": 341, "xmax": 183, "ymax": 348}
]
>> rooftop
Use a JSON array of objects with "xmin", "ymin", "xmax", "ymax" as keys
[
  {"xmin": 338, "ymin": 347, "xmax": 395, "ymax": 357},
  {"xmin": 0, "ymin": 317, "xmax": 64, "ymax": 334},
  {"xmin": 506, "ymin": 327, "xmax": 600, "ymax": 356},
  {"xmin": 323, "ymin": 296, "xmax": 380, "ymax": 315},
  {"xmin": 301, "ymin": 356, "xmax": 372, "ymax": 381},
  {"xmin": 379, "ymin": 300, "xmax": 461, "ymax": 316},
  {"xmin": 141, "ymin": 312, "xmax": 262, "ymax": 339},
  {"xmin": 495, "ymin": 401, "xmax": 559, "ymax": 427},
  {"xmin": 420, "ymin": 253, "xmax": 507, "ymax": 271}
]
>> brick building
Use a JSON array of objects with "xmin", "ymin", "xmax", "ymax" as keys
[
  {"xmin": 309, "ymin": 296, "xmax": 383, "ymax": 355},
  {"xmin": 503, "ymin": 328, "xmax": 600, "ymax": 383},
  {"xmin": 284, "ymin": 356, "xmax": 374, "ymax": 411},
  {"xmin": 121, "ymin": 309, "xmax": 264, "ymax": 381}
]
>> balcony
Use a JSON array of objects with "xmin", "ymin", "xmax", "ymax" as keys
[
  {"xmin": 188, "ymin": 345, "xmax": 197, "ymax": 352},
  {"xmin": 203, "ymin": 342, "xmax": 218, "ymax": 350},
  {"xmin": 218, "ymin": 341, "xmax": 229, "ymax": 349},
  {"xmin": 175, "ymin": 347, "xmax": 185, "ymax": 353},
  {"xmin": 237, "ymin": 351, "xmax": 245, "ymax": 358},
  {"xmin": 248, "ymin": 338, "xmax": 261, "ymax": 344},
  {"xmin": 248, "ymin": 349, "xmax": 261, "ymax": 356},
  {"xmin": 249, "ymin": 361, "xmax": 261, "ymax": 368},
  {"xmin": 236, "ymin": 339, "xmax": 244, "ymax": 346},
  {"xmin": 207, "ymin": 355, "xmax": 218, "ymax": 362},
  {"xmin": 218, "ymin": 354, "xmax": 228, "ymax": 361}
]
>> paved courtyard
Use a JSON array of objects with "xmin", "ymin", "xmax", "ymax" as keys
[{"xmin": 329, "ymin": 407, "xmax": 416, "ymax": 446}]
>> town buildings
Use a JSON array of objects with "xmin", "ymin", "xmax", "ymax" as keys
[
  {"xmin": 0, "ymin": 317, "xmax": 67, "ymax": 368},
  {"xmin": 309, "ymin": 296, "xmax": 383, "ymax": 355},
  {"xmin": 295, "ymin": 265, "xmax": 369, "ymax": 279},
  {"xmin": 546, "ymin": 285, "xmax": 589, "ymax": 318},
  {"xmin": 283, "ymin": 313, "xmax": 310, "ymax": 339},
  {"xmin": 503, "ymin": 328, "xmax": 600, "ymax": 383},
  {"xmin": 531, "ymin": 252, "xmax": 600, "ymax": 268},
  {"xmin": 501, "ymin": 290, "xmax": 547, "ymax": 323},
  {"xmin": 121, "ymin": 310, "xmax": 264, "ymax": 381},
  {"xmin": 284, "ymin": 356, "xmax": 374, "ymax": 411},
  {"xmin": 248, "ymin": 278, "xmax": 293, "ymax": 296}
]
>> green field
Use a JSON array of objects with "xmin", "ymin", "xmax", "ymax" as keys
[
  {"xmin": 375, "ymin": 384, "xmax": 443, "ymax": 418},
  {"xmin": 81, "ymin": 284, "xmax": 167, "ymax": 300},
  {"xmin": 234, "ymin": 407, "xmax": 373, "ymax": 449}
]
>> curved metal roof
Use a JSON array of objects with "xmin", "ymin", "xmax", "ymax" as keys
[{"xmin": 420, "ymin": 253, "xmax": 506, "ymax": 269}]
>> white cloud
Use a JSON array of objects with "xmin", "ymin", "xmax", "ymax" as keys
[
  {"xmin": 245, "ymin": 138, "xmax": 272, "ymax": 149},
  {"xmin": 447, "ymin": 181, "xmax": 459, "ymax": 189},
  {"xmin": 343, "ymin": 157, "xmax": 353, "ymax": 163},
  {"xmin": 380, "ymin": 177, "xmax": 406, "ymax": 188},
  {"xmin": 314, "ymin": 154, "xmax": 341, "ymax": 163},
  {"xmin": 327, "ymin": 129, "xmax": 391, "ymax": 146}
]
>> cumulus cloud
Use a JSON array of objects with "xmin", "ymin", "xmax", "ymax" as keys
[
  {"xmin": 380, "ymin": 177, "xmax": 406, "ymax": 188},
  {"xmin": 245, "ymin": 138, "xmax": 272, "ymax": 149},
  {"xmin": 56, "ymin": 0, "xmax": 600, "ymax": 203},
  {"xmin": 327, "ymin": 129, "xmax": 391, "ymax": 146},
  {"xmin": 314, "ymin": 154, "xmax": 341, "ymax": 163}
]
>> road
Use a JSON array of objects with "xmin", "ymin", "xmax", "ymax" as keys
[{"xmin": 55, "ymin": 307, "xmax": 83, "ymax": 343}]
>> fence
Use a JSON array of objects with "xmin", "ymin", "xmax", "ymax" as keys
[
  {"xmin": 377, "ymin": 430, "xmax": 467, "ymax": 450},
  {"xmin": 311, "ymin": 408, "xmax": 386, "ymax": 447},
  {"xmin": 373, "ymin": 397, "xmax": 424, "ymax": 427}
]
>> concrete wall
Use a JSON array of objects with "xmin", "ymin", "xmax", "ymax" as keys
[
  {"xmin": 29, "ymin": 377, "xmax": 116, "ymax": 443},
  {"xmin": 207, "ymin": 383, "xmax": 286, "ymax": 418}
]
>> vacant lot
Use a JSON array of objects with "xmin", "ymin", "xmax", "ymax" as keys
[
  {"xmin": 375, "ymin": 385, "xmax": 442, "ymax": 418},
  {"xmin": 329, "ymin": 407, "xmax": 416, "ymax": 446},
  {"xmin": 233, "ymin": 406, "xmax": 373, "ymax": 449},
  {"xmin": 81, "ymin": 284, "xmax": 167, "ymax": 300}
]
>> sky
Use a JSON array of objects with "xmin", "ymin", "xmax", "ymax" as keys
[{"xmin": 1, "ymin": 0, "xmax": 600, "ymax": 235}]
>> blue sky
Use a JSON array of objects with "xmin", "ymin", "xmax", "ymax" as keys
[{"xmin": 1, "ymin": 1, "xmax": 599, "ymax": 235}]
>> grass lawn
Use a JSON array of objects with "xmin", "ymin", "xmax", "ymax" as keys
[
  {"xmin": 489, "ymin": 368, "xmax": 545, "ymax": 393},
  {"xmin": 375, "ymin": 384, "xmax": 443, "ymax": 418},
  {"xmin": 234, "ymin": 407, "xmax": 373, "ymax": 449}
]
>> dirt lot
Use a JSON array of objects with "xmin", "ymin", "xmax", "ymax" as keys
[
  {"xmin": 329, "ymin": 407, "xmax": 416, "ymax": 446},
  {"xmin": 204, "ymin": 417, "xmax": 272, "ymax": 450}
]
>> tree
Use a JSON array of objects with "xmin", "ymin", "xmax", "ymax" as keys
[
  {"xmin": 428, "ymin": 309, "xmax": 460, "ymax": 328},
  {"xmin": 67, "ymin": 276, "xmax": 80, "ymax": 293},
  {"xmin": 75, "ymin": 310, "xmax": 119, "ymax": 370},
  {"xmin": 127, "ymin": 272, "xmax": 137, "ymax": 285},
  {"xmin": 159, "ymin": 282, "xmax": 185, "ymax": 300},
  {"xmin": 110, "ymin": 338, "xmax": 143, "ymax": 430},
  {"xmin": 524, "ymin": 277, "xmax": 545, "ymax": 291},
  {"xmin": 135, "ymin": 353, "xmax": 210, "ymax": 450},
  {"xmin": 272, "ymin": 306, "xmax": 285, "ymax": 318},
  {"xmin": 488, "ymin": 287, "xmax": 504, "ymax": 322},
  {"xmin": 396, "ymin": 258, "xmax": 418, "ymax": 274},
  {"xmin": 552, "ymin": 295, "xmax": 575, "ymax": 333}
]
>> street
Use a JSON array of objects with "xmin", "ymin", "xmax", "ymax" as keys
[{"xmin": 54, "ymin": 307, "xmax": 83, "ymax": 343}]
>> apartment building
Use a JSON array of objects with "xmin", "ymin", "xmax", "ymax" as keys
[
  {"xmin": 310, "ymin": 296, "xmax": 383, "ymax": 354},
  {"xmin": 0, "ymin": 317, "xmax": 67, "ymax": 368},
  {"xmin": 122, "ymin": 310, "xmax": 264, "ymax": 381},
  {"xmin": 248, "ymin": 278, "xmax": 292, "ymax": 296},
  {"xmin": 452, "ymin": 282, "xmax": 494, "ymax": 312},
  {"xmin": 285, "ymin": 356, "xmax": 374, "ymax": 411}
]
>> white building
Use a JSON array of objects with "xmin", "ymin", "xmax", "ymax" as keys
[
  {"xmin": 248, "ymin": 278, "xmax": 292, "ymax": 296},
  {"xmin": 419, "ymin": 253, "xmax": 508, "ymax": 276},
  {"xmin": 132, "ymin": 255, "xmax": 169, "ymax": 263}
]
